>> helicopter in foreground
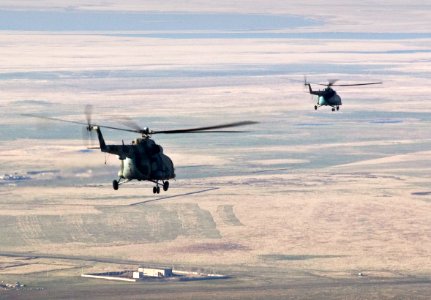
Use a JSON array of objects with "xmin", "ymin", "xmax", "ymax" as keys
[
  {"xmin": 304, "ymin": 77, "xmax": 382, "ymax": 111},
  {"xmin": 24, "ymin": 106, "xmax": 257, "ymax": 194}
]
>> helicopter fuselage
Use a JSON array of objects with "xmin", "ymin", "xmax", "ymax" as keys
[
  {"xmin": 94, "ymin": 127, "xmax": 175, "ymax": 183},
  {"xmin": 310, "ymin": 86, "xmax": 342, "ymax": 107},
  {"xmin": 117, "ymin": 142, "xmax": 175, "ymax": 182},
  {"xmin": 304, "ymin": 83, "xmax": 342, "ymax": 111}
]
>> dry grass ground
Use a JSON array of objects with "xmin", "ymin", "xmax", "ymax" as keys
[{"xmin": 0, "ymin": 1, "xmax": 431, "ymax": 298}]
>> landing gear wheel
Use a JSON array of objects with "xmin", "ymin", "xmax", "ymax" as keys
[
  {"xmin": 314, "ymin": 105, "xmax": 318, "ymax": 110},
  {"xmin": 153, "ymin": 186, "xmax": 157, "ymax": 194},
  {"xmin": 163, "ymin": 181, "xmax": 169, "ymax": 191},
  {"xmin": 332, "ymin": 107, "xmax": 335, "ymax": 112},
  {"xmin": 336, "ymin": 106, "xmax": 339, "ymax": 111},
  {"xmin": 113, "ymin": 180, "xmax": 119, "ymax": 190},
  {"xmin": 156, "ymin": 186, "xmax": 160, "ymax": 194}
]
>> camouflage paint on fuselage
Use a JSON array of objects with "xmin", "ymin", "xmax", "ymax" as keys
[{"xmin": 94, "ymin": 127, "xmax": 175, "ymax": 182}]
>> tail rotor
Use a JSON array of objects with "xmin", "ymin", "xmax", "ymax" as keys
[
  {"xmin": 303, "ymin": 75, "xmax": 309, "ymax": 90},
  {"xmin": 303, "ymin": 75, "xmax": 314, "ymax": 103},
  {"xmin": 83, "ymin": 104, "xmax": 96, "ymax": 148}
]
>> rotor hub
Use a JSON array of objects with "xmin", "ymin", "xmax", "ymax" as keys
[{"xmin": 140, "ymin": 127, "xmax": 153, "ymax": 137}]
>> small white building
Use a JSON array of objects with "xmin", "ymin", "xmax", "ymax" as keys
[
  {"xmin": 135, "ymin": 267, "xmax": 173, "ymax": 278},
  {"xmin": 132, "ymin": 272, "xmax": 142, "ymax": 279}
]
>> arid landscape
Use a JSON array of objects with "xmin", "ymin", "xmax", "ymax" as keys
[{"xmin": 0, "ymin": 1, "xmax": 430, "ymax": 299}]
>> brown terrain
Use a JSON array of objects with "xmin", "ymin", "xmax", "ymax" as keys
[{"xmin": 0, "ymin": 1, "xmax": 430, "ymax": 299}]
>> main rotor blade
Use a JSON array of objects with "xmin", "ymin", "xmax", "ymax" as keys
[
  {"xmin": 22, "ymin": 113, "xmax": 89, "ymax": 126},
  {"xmin": 315, "ymin": 81, "xmax": 382, "ymax": 87},
  {"xmin": 328, "ymin": 79, "xmax": 338, "ymax": 86},
  {"xmin": 160, "ymin": 130, "xmax": 253, "ymax": 133},
  {"xmin": 309, "ymin": 79, "xmax": 338, "ymax": 87},
  {"xmin": 330, "ymin": 81, "xmax": 383, "ymax": 86},
  {"xmin": 153, "ymin": 121, "xmax": 258, "ymax": 134},
  {"xmin": 115, "ymin": 116, "xmax": 145, "ymax": 131},
  {"xmin": 23, "ymin": 114, "xmax": 258, "ymax": 135},
  {"xmin": 22, "ymin": 114, "xmax": 140, "ymax": 134}
]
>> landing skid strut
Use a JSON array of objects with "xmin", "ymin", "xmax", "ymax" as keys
[
  {"xmin": 152, "ymin": 180, "xmax": 169, "ymax": 194},
  {"xmin": 113, "ymin": 178, "xmax": 128, "ymax": 190},
  {"xmin": 112, "ymin": 178, "xmax": 170, "ymax": 193}
]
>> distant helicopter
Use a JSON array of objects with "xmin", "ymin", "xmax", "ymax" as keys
[
  {"xmin": 24, "ymin": 106, "xmax": 257, "ymax": 194},
  {"xmin": 304, "ymin": 77, "xmax": 382, "ymax": 111}
]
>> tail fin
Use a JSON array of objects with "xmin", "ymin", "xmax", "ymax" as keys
[
  {"xmin": 94, "ymin": 126, "xmax": 107, "ymax": 152},
  {"xmin": 304, "ymin": 75, "xmax": 313, "ymax": 94}
]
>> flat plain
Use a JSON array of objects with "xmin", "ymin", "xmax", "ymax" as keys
[{"xmin": 0, "ymin": 1, "xmax": 430, "ymax": 299}]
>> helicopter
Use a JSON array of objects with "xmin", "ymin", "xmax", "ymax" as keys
[
  {"xmin": 304, "ymin": 77, "xmax": 382, "ymax": 111},
  {"xmin": 24, "ymin": 106, "xmax": 257, "ymax": 194}
]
